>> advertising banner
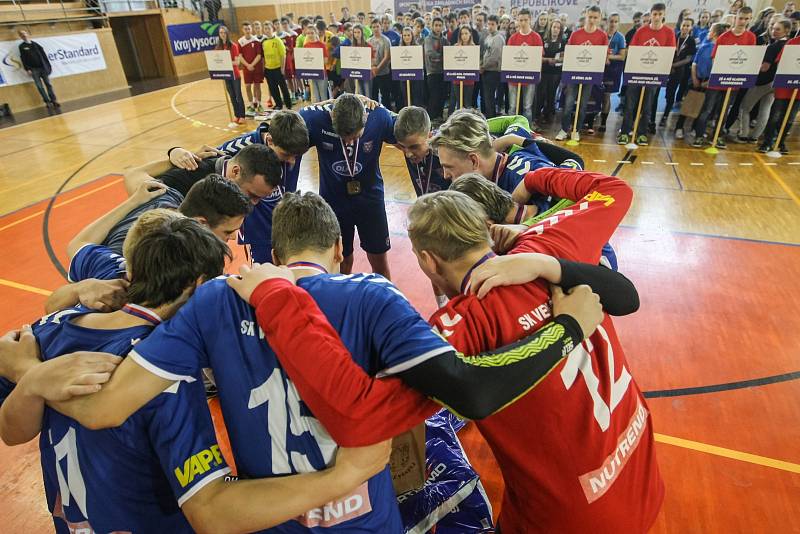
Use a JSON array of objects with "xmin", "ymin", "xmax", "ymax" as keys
[
  {"xmin": 561, "ymin": 44, "xmax": 607, "ymax": 85},
  {"xmin": 391, "ymin": 46, "xmax": 424, "ymax": 80},
  {"xmin": 443, "ymin": 45, "xmax": 480, "ymax": 81},
  {"xmin": 167, "ymin": 21, "xmax": 223, "ymax": 56},
  {"xmin": 709, "ymin": 45, "xmax": 767, "ymax": 88},
  {"xmin": 341, "ymin": 46, "xmax": 373, "ymax": 80},
  {"xmin": 501, "ymin": 45, "xmax": 543, "ymax": 84},
  {"xmin": 0, "ymin": 33, "xmax": 106, "ymax": 86},
  {"xmin": 622, "ymin": 46, "xmax": 675, "ymax": 86},
  {"xmin": 294, "ymin": 47, "xmax": 326, "ymax": 80}
]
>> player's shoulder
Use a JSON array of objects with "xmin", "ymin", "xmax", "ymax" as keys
[{"xmin": 313, "ymin": 272, "xmax": 408, "ymax": 302}]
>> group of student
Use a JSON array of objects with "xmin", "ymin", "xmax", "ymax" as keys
[
  {"xmin": 0, "ymin": 87, "xmax": 669, "ymax": 532},
  {"xmin": 214, "ymin": 1, "xmax": 799, "ymax": 153}
]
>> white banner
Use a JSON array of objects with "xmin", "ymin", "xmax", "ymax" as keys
[
  {"xmin": 0, "ymin": 32, "xmax": 106, "ymax": 86},
  {"xmin": 623, "ymin": 45, "xmax": 675, "ymax": 85},
  {"xmin": 501, "ymin": 45, "xmax": 543, "ymax": 83},
  {"xmin": 391, "ymin": 46, "xmax": 424, "ymax": 71},
  {"xmin": 205, "ymin": 50, "xmax": 234, "ymax": 80},
  {"xmin": 709, "ymin": 45, "xmax": 767, "ymax": 88},
  {"xmin": 562, "ymin": 44, "xmax": 608, "ymax": 74},
  {"xmin": 483, "ymin": 0, "xmax": 730, "ymax": 23},
  {"xmin": 341, "ymin": 46, "xmax": 373, "ymax": 71}
]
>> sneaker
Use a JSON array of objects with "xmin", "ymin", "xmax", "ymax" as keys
[
  {"xmin": 658, "ymin": 117, "xmax": 667, "ymax": 128},
  {"xmin": 747, "ymin": 137, "xmax": 759, "ymax": 144},
  {"xmin": 555, "ymin": 129, "xmax": 569, "ymax": 141},
  {"xmin": 561, "ymin": 158, "xmax": 583, "ymax": 170},
  {"xmin": 585, "ymin": 128, "xmax": 594, "ymax": 135},
  {"xmin": 757, "ymin": 144, "xmax": 770, "ymax": 153},
  {"xmin": 779, "ymin": 144, "xmax": 789, "ymax": 155},
  {"xmin": 648, "ymin": 124, "xmax": 656, "ymax": 135},
  {"xmin": 637, "ymin": 135, "xmax": 649, "ymax": 146},
  {"xmin": 675, "ymin": 128, "xmax": 684, "ymax": 140},
  {"xmin": 617, "ymin": 133, "xmax": 629, "ymax": 145},
  {"xmin": 256, "ymin": 103, "xmax": 265, "ymax": 114},
  {"xmin": 598, "ymin": 124, "xmax": 607, "ymax": 133},
  {"xmin": 245, "ymin": 105, "xmax": 256, "ymax": 117},
  {"xmin": 733, "ymin": 135, "xmax": 749, "ymax": 144},
  {"xmin": 716, "ymin": 138, "xmax": 727, "ymax": 149},
  {"xmin": 692, "ymin": 138, "xmax": 705, "ymax": 148}
]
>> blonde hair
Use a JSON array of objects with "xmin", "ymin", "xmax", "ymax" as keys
[
  {"xmin": 122, "ymin": 208, "xmax": 185, "ymax": 261},
  {"xmin": 450, "ymin": 173, "xmax": 513, "ymax": 224},
  {"xmin": 430, "ymin": 110, "xmax": 494, "ymax": 157},
  {"xmin": 407, "ymin": 191, "xmax": 490, "ymax": 261}
]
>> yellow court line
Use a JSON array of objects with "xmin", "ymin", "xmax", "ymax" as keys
[
  {"xmin": 0, "ymin": 178, "xmax": 123, "ymax": 233},
  {"xmin": 0, "ymin": 278, "xmax": 52, "ymax": 296},
  {"xmin": 756, "ymin": 155, "xmax": 800, "ymax": 208},
  {"xmin": 655, "ymin": 433, "xmax": 800, "ymax": 474}
]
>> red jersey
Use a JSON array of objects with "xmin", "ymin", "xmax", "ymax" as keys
[
  {"xmin": 630, "ymin": 25, "xmax": 677, "ymax": 47},
  {"xmin": 508, "ymin": 29, "xmax": 544, "ymax": 47},
  {"xmin": 303, "ymin": 40, "xmax": 328, "ymax": 59},
  {"xmin": 775, "ymin": 36, "xmax": 800, "ymax": 99},
  {"xmin": 238, "ymin": 36, "xmax": 263, "ymax": 66},
  {"xmin": 429, "ymin": 167, "xmax": 663, "ymax": 534},
  {"xmin": 712, "ymin": 29, "xmax": 757, "ymax": 57},
  {"xmin": 568, "ymin": 27, "xmax": 609, "ymax": 46}
]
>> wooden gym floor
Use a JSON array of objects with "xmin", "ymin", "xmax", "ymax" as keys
[{"xmin": 0, "ymin": 79, "xmax": 798, "ymax": 533}]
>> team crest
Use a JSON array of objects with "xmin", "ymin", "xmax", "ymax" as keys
[{"xmin": 363, "ymin": 140, "xmax": 374, "ymax": 153}]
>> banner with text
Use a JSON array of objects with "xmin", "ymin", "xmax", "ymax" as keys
[
  {"xmin": 483, "ymin": 0, "xmax": 730, "ymax": 23},
  {"xmin": 561, "ymin": 44, "xmax": 607, "ymax": 85},
  {"xmin": 341, "ymin": 46, "xmax": 373, "ymax": 80},
  {"xmin": 774, "ymin": 44, "xmax": 800, "ymax": 89},
  {"xmin": 501, "ymin": 45, "xmax": 543, "ymax": 84},
  {"xmin": 205, "ymin": 50, "xmax": 234, "ymax": 80},
  {"xmin": 622, "ymin": 46, "xmax": 675, "ymax": 86},
  {"xmin": 391, "ymin": 46, "xmax": 424, "ymax": 80},
  {"xmin": 444, "ymin": 45, "xmax": 480, "ymax": 81},
  {"xmin": 0, "ymin": 32, "xmax": 106, "ymax": 86},
  {"xmin": 709, "ymin": 45, "xmax": 767, "ymax": 88},
  {"xmin": 168, "ymin": 21, "xmax": 224, "ymax": 56},
  {"xmin": 294, "ymin": 47, "xmax": 326, "ymax": 80}
]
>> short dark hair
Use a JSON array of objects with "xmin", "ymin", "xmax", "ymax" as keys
[
  {"xmin": 126, "ymin": 217, "xmax": 231, "ymax": 308},
  {"xmin": 632, "ymin": 11, "xmax": 643, "ymax": 18},
  {"xmin": 433, "ymin": 16, "xmax": 444, "ymax": 25},
  {"xmin": 458, "ymin": 9, "xmax": 470, "ymax": 17},
  {"xmin": 518, "ymin": 8, "xmax": 531, "ymax": 17},
  {"xmin": 231, "ymin": 144, "xmax": 282, "ymax": 187},
  {"xmin": 738, "ymin": 6, "xmax": 753, "ymax": 15},
  {"xmin": 269, "ymin": 110, "xmax": 310, "ymax": 155},
  {"xmin": 449, "ymin": 173, "xmax": 513, "ymax": 223},
  {"xmin": 587, "ymin": 5, "xmax": 602, "ymax": 15},
  {"xmin": 179, "ymin": 175, "xmax": 252, "ymax": 227},
  {"xmin": 488, "ymin": 14, "xmax": 499, "ymax": 23},
  {"xmin": 394, "ymin": 106, "xmax": 431, "ymax": 141},
  {"xmin": 272, "ymin": 192, "xmax": 341, "ymax": 263},
  {"xmin": 651, "ymin": 3, "xmax": 666, "ymax": 13},
  {"xmin": 331, "ymin": 93, "xmax": 367, "ymax": 137},
  {"xmin": 241, "ymin": 20, "xmax": 251, "ymax": 26},
  {"xmin": 315, "ymin": 20, "xmax": 327, "ymax": 32}
]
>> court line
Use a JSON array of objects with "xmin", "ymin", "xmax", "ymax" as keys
[
  {"xmin": 756, "ymin": 155, "xmax": 800, "ymax": 208},
  {"xmin": 0, "ymin": 278, "xmax": 52, "ymax": 296},
  {"xmin": 654, "ymin": 433, "xmax": 800, "ymax": 474},
  {"xmin": 0, "ymin": 178, "xmax": 123, "ymax": 233},
  {"xmin": 644, "ymin": 371, "xmax": 800, "ymax": 398}
]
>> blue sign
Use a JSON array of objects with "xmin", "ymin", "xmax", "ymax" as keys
[{"xmin": 168, "ymin": 21, "xmax": 224, "ymax": 56}]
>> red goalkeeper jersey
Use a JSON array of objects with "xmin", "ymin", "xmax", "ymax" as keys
[{"xmin": 429, "ymin": 167, "xmax": 664, "ymax": 533}]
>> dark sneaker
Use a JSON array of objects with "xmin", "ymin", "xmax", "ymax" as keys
[
  {"xmin": 733, "ymin": 136, "xmax": 749, "ymax": 144},
  {"xmin": 637, "ymin": 135, "xmax": 649, "ymax": 146},
  {"xmin": 617, "ymin": 133, "xmax": 629, "ymax": 145},
  {"xmin": 716, "ymin": 138, "xmax": 727, "ymax": 149},
  {"xmin": 692, "ymin": 138, "xmax": 705, "ymax": 148},
  {"xmin": 757, "ymin": 144, "xmax": 770, "ymax": 153},
  {"xmin": 779, "ymin": 144, "xmax": 789, "ymax": 155}
]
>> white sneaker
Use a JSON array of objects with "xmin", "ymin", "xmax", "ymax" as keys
[
  {"xmin": 555, "ymin": 129, "xmax": 568, "ymax": 141},
  {"xmin": 675, "ymin": 128, "xmax": 684, "ymax": 140}
]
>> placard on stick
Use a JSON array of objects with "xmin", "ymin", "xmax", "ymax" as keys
[
  {"xmin": 774, "ymin": 44, "xmax": 800, "ymax": 89},
  {"xmin": 443, "ymin": 45, "xmax": 480, "ymax": 81},
  {"xmin": 341, "ymin": 46, "xmax": 373, "ymax": 80},
  {"xmin": 391, "ymin": 46, "xmax": 424, "ymax": 80},
  {"xmin": 294, "ymin": 47, "xmax": 325, "ymax": 79},
  {"xmin": 205, "ymin": 50, "xmax": 234, "ymax": 80},
  {"xmin": 623, "ymin": 46, "xmax": 676, "ymax": 86},
  {"xmin": 501, "ymin": 45, "xmax": 543, "ymax": 84},
  {"xmin": 709, "ymin": 45, "xmax": 768, "ymax": 88},
  {"xmin": 561, "ymin": 44, "xmax": 608, "ymax": 85}
]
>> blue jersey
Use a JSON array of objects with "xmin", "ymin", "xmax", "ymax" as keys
[
  {"xmin": 0, "ymin": 307, "xmax": 228, "ymax": 533},
  {"xmin": 67, "ymin": 244, "xmax": 126, "ymax": 282},
  {"xmin": 403, "ymin": 150, "xmax": 449, "ymax": 197},
  {"xmin": 218, "ymin": 123, "xmax": 302, "ymax": 263},
  {"xmin": 130, "ymin": 274, "xmax": 451, "ymax": 532},
  {"xmin": 300, "ymin": 104, "xmax": 396, "ymax": 205},
  {"xmin": 694, "ymin": 40, "xmax": 714, "ymax": 79},
  {"xmin": 495, "ymin": 143, "xmax": 554, "ymax": 193}
]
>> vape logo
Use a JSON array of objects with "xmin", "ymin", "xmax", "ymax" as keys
[
  {"xmin": 576, "ymin": 48, "xmax": 593, "ymax": 64},
  {"xmin": 640, "ymin": 49, "xmax": 659, "ymax": 67}
]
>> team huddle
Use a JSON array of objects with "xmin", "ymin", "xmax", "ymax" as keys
[{"xmin": 0, "ymin": 89, "xmax": 665, "ymax": 532}]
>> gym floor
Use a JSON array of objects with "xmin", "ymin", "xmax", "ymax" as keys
[{"xmin": 0, "ymin": 79, "xmax": 798, "ymax": 533}]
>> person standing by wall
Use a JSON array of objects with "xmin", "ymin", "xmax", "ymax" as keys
[
  {"xmin": 17, "ymin": 30, "xmax": 59, "ymax": 109},
  {"xmin": 216, "ymin": 26, "xmax": 246, "ymax": 125}
]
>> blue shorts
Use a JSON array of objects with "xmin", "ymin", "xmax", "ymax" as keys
[{"xmin": 333, "ymin": 197, "xmax": 390, "ymax": 257}]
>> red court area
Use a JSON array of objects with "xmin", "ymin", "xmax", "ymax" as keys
[{"xmin": 1, "ymin": 177, "xmax": 799, "ymax": 532}]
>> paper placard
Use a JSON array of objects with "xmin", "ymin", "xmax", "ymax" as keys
[
  {"xmin": 205, "ymin": 50, "xmax": 234, "ymax": 80},
  {"xmin": 561, "ymin": 45, "xmax": 608, "ymax": 85},
  {"xmin": 709, "ymin": 45, "xmax": 767, "ymax": 88},
  {"xmin": 501, "ymin": 45, "xmax": 543, "ymax": 84},
  {"xmin": 444, "ymin": 45, "xmax": 480, "ymax": 81},
  {"xmin": 341, "ymin": 45, "xmax": 373, "ymax": 80},
  {"xmin": 294, "ymin": 47, "xmax": 326, "ymax": 80},
  {"xmin": 622, "ymin": 46, "xmax": 676, "ymax": 86},
  {"xmin": 391, "ymin": 46, "xmax": 424, "ymax": 81},
  {"xmin": 774, "ymin": 44, "xmax": 800, "ymax": 89}
]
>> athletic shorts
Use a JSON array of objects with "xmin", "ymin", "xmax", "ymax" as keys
[
  {"xmin": 242, "ymin": 68, "xmax": 264, "ymax": 84},
  {"xmin": 333, "ymin": 197, "xmax": 390, "ymax": 257}
]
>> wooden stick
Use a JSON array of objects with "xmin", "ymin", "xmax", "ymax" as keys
[
  {"xmin": 772, "ymin": 88, "xmax": 798, "ymax": 152},
  {"xmin": 355, "ymin": 79, "xmax": 360, "ymax": 96},
  {"xmin": 709, "ymin": 88, "xmax": 732, "ymax": 148},
  {"xmin": 309, "ymin": 78, "xmax": 316, "ymax": 103},
  {"xmin": 407, "ymin": 80, "xmax": 411, "ymax": 107},
  {"xmin": 571, "ymin": 83, "xmax": 584, "ymax": 136},
  {"xmin": 460, "ymin": 81, "xmax": 464, "ymax": 109},
  {"xmin": 222, "ymin": 80, "xmax": 233, "ymax": 122},
  {"xmin": 515, "ymin": 82, "xmax": 522, "ymax": 115},
  {"xmin": 630, "ymin": 86, "xmax": 647, "ymax": 141}
]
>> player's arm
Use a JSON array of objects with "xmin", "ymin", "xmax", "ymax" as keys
[
  {"xmin": 487, "ymin": 114, "xmax": 531, "ymax": 136},
  {"xmin": 492, "ymin": 134, "xmax": 527, "ymax": 152},
  {"xmin": 167, "ymin": 145, "xmax": 226, "ymax": 170},
  {"xmin": 67, "ymin": 180, "xmax": 167, "ymax": 259},
  {"xmin": 182, "ymin": 443, "xmax": 391, "ymax": 534},
  {"xmin": 45, "ymin": 278, "xmax": 129, "ymax": 314},
  {"xmin": 123, "ymin": 159, "xmax": 174, "ymax": 196}
]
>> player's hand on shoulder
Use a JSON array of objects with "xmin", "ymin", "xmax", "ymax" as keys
[
  {"xmin": 196, "ymin": 144, "xmax": 226, "ymax": 160},
  {"xmin": 78, "ymin": 278, "xmax": 129, "ymax": 312},
  {"xmin": 333, "ymin": 439, "xmax": 392, "ymax": 487},
  {"xmin": 21, "ymin": 351, "xmax": 122, "ymax": 402},
  {"xmin": 470, "ymin": 253, "xmax": 561, "ymax": 299},
  {"xmin": 551, "ymin": 285, "xmax": 603, "ymax": 339},
  {"xmin": 169, "ymin": 147, "xmax": 203, "ymax": 170},
  {"xmin": 0, "ymin": 325, "xmax": 41, "ymax": 383},
  {"xmin": 489, "ymin": 224, "xmax": 527, "ymax": 254},
  {"xmin": 227, "ymin": 263, "xmax": 296, "ymax": 304},
  {"xmin": 131, "ymin": 179, "xmax": 167, "ymax": 206}
]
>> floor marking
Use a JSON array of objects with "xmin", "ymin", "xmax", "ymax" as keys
[
  {"xmin": 788, "ymin": 162, "xmax": 800, "ymax": 165},
  {"xmin": 0, "ymin": 278, "xmax": 52, "ymax": 296},
  {"xmin": 665, "ymin": 162, "xmax": 680, "ymax": 165},
  {"xmin": 764, "ymin": 162, "xmax": 778, "ymax": 166},
  {"xmin": 756, "ymin": 155, "xmax": 800, "ymax": 208},
  {"xmin": 715, "ymin": 162, "xmax": 729, "ymax": 166},
  {"xmin": 0, "ymin": 178, "xmax": 123, "ymax": 233},
  {"xmin": 642, "ymin": 161, "xmax": 654, "ymax": 165},
  {"xmin": 593, "ymin": 159, "xmax": 607, "ymax": 163},
  {"xmin": 655, "ymin": 433, "xmax": 800, "ymax": 474},
  {"xmin": 739, "ymin": 162, "xmax": 754, "ymax": 166},
  {"xmin": 616, "ymin": 160, "xmax": 631, "ymax": 164},
  {"xmin": 690, "ymin": 162, "xmax": 704, "ymax": 166}
]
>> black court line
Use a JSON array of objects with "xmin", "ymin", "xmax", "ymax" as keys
[
  {"xmin": 42, "ymin": 103, "xmax": 227, "ymax": 279},
  {"xmin": 610, "ymin": 150, "xmax": 635, "ymax": 176},
  {"xmin": 643, "ymin": 371, "xmax": 800, "ymax": 398}
]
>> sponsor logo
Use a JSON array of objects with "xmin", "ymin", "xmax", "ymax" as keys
[
  {"xmin": 727, "ymin": 49, "xmax": 749, "ymax": 68},
  {"xmin": 200, "ymin": 22, "xmax": 221, "ymax": 36},
  {"xmin": 576, "ymin": 48, "xmax": 594, "ymax": 65},
  {"xmin": 2, "ymin": 52, "xmax": 21, "ymax": 70},
  {"xmin": 174, "ymin": 445, "xmax": 225, "ymax": 487},
  {"xmin": 321, "ymin": 128, "xmax": 339, "ymax": 138},
  {"xmin": 584, "ymin": 190, "xmax": 615, "ymax": 206},
  {"xmin": 296, "ymin": 482, "xmax": 372, "ymax": 527},
  {"xmin": 639, "ymin": 49, "xmax": 659, "ymax": 66},
  {"xmin": 332, "ymin": 160, "xmax": 363, "ymax": 175},
  {"xmin": 322, "ymin": 141, "xmax": 334, "ymax": 150},
  {"xmin": 168, "ymin": 21, "xmax": 224, "ymax": 56}
]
